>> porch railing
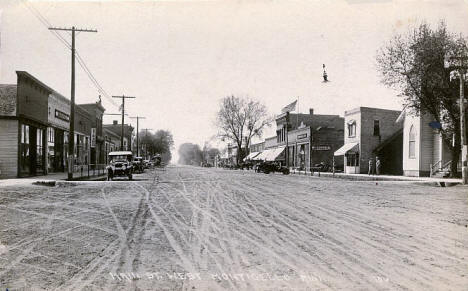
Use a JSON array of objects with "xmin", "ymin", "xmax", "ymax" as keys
[{"xmin": 430, "ymin": 160, "xmax": 462, "ymax": 177}]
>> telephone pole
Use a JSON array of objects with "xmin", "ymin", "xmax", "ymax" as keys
[
  {"xmin": 49, "ymin": 26, "xmax": 97, "ymax": 180},
  {"xmin": 450, "ymin": 56, "xmax": 468, "ymax": 184},
  {"xmin": 112, "ymin": 95, "xmax": 136, "ymax": 151},
  {"xmin": 141, "ymin": 128, "xmax": 152, "ymax": 159},
  {"xmin": 130, "ymin": 116, "xmax": 146, "ymax": 157}
]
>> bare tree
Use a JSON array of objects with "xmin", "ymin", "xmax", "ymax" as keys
[
  {"xmin": 216, "ymin": 95, "xmax": 273, "ymax": 164},
  {"xmin": 376, "ymin": 21, "xmax": 468, "ymax": 176}
]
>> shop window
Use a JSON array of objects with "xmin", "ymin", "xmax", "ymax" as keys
[
  {"xmin": 409, "ymin": 125, "xmax": 416, "ymax": 159},
  {"xmin": 48, "ymin": 127, "xmax": 54, "ymax": 143},
  {"xmin": 20, "ymin": 124, "xmax": 30, "ymax": 174},
  {"xmin": 373, "ymin": 120, "xmax": 380, "ymax": 136},
  {"xmin": 347, "ymin": 121, "xmax": 356, "ymax": 137},
  {"xmin": 36, "ymin": 128, "xmax": 44, "ymax": 173},
  {"xmin": 346, "ymin": 153, "xmax": 359, "ymax": 167}
]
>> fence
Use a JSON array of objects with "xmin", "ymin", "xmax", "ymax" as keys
[{"xmin": 72, "ymin": 164, "xmax": 106, "ymax": 179}]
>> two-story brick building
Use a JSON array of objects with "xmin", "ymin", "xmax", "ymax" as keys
[
  {"xmin": 334, "ymin": 107, "xmax": 402, "ymax": 174},
  {"xmin": 103, "ymin": 120, "xmax": 134, "ymax": 151},
  {"xmin": 79, "ymin": 101, "xmax": 106, "ymax": 166},
  {"xmin": 274, "ymin": 109, "xmax": 344, "ymax": 170}
]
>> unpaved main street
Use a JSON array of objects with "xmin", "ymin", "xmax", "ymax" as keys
[{"xmin": 0, "ymin": 166, "xmax": 467, "ymax": 290}]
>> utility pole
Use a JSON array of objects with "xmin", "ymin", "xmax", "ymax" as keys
[
  {"xmin": 112, "ymin": 95, "xmax": 136, "ymax": 151},
  {"xmin": 141, "ymin": 128, "xmax": 152, "ymax": 159},
  {"xmin": 49, "ymin": 26, "xmax": 97, "ymax": 180},
  {"xmin": 285, "ymin": 112, "xmax": 289, "ymax": 168},
  {"xmin": 130, "ymin": 116, "xmax": 146, "ymax": 157},
  {"xmin": 450, "ymin": 56, "xmax": 468, "ymax": 184}
]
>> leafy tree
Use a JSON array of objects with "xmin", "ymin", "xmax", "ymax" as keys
[
  {"xmin": 178, "ymin": 143, "xmax": 203, "ymax": 165},
  {"xmin": 216, "ymin": 95, "xmax": 272, "ymax": 164},
  {"xmin": 138, "ymin": 130, "xmax": 174, "ymax": 163},
  {"xmin": 376, "ymin": 21, "xmax": 468, "ymax": 176}
]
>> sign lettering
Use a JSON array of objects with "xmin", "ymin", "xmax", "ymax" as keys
[{"xmin": 55, "ymin": 109, "xmax": 70, "ymax": 122}]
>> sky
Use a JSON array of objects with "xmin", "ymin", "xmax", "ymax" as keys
[{"xmin": 1, "ymin": 0, "xmax": 468, "ymax": 162}]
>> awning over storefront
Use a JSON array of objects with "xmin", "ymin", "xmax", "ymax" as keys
[
  {"xmin": 255, "ymin": 149, "xmax": 271, "ymax": 161},
  {"xmin": 265, "ymin": 146, "xmax": 286, "ymax": 161},
  {"xmin": 334, "ymin": 142, "xmax": 359, "ymax": 156},
  {"xmin": 243, "ymin": 151, "xmax": 261, "ymax": 161}
]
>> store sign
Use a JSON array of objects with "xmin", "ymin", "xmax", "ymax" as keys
[
  {"xmin": 297, "ymin": 133, "xmax": 308, "ymax": 139},
  {"xmin": 55, "ymin": 109, "xmax": 70, "ymax": 122},
  {"xmin": 91, "ymin": 128, "xmax": 96, "ymax": 148},
  {"xmin": 311, "ymin": 145, "xmax": 331, "ymax": 151}
]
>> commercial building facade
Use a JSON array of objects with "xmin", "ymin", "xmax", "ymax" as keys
[
  {"xmin": 274, "ymin": 109, "xmax": 344, "ymax": 170},
  {"xmin": 0, "ymin": 71, "xmax": 106, "ymax": 178},
  {"xmin": 103, "ymin": 121, "xmax": 134, "ymax": 152},
  {"xmin": 335, "ymin": 107, "xmax": 402, "ymax": 174}
]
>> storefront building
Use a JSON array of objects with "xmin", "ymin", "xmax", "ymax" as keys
[
  {"xmin": 103, "ymin": 121, "xmax": 134, "ymax": 151},
  {"xmin": 47, "ymin": 91, "xmax": 70, "ymax": 173},
  {"xmin": 274, "ymin": 108, "xmax": 344, "ymax": 170},
  {"xmin": 0, "ymin": 71, "xmax": 52, "ymax": 178},
  {"xmin": 0, "ymin": 71, "xmax": 106, "ymax": 178},
  {"xmin": 80, "ymin": 101, "xmax": 105, "ymax": 166},
  {"xmin": 334, "ymin": 107, "xmax": 402, "ymax": 174},
  {"xmin": 103, "ymin": 127, "xmax": 120, "ymax": 164}
]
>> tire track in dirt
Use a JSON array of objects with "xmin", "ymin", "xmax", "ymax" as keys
[
  {"xmin": 135, "ymin": 177, "xmax": 197, "ymax": 275},
  {"xmin": 251, "ymin": 179, "xmax": 463, "ymax": 286},
  {"xmin": 155, "ymin": 175, "xmax": 238, "ymax": 288},
  {"xmin": 0, "ymin": 205, "xmax": 117, "ymax": 235},
  {"xmin": 233, "ymin": 175, "xmax": 465, "ymax": 289},
  {"xmin": 212, "ymin": 181, "xmax": 338, "ymax": 287},
  {"xmin": 57, "ymin": 182, "xmax": 148, "ymax": 291},
  {"xmin": 228, "ymin": 179, "xmax": 387, "ymax": 289}
]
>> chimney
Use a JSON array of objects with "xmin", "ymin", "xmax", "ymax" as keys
[
  {"xmin": 113, "ymin": 120, "xmax": 118, "ymax": 125},
  {"xmin": 309, "ymin": 108, "xmax": 314, "ymax": 115}
]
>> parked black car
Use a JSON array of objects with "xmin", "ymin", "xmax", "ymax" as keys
[{"xmin": 257, "ymin": 162, "xmax": 290, "ymax": 175}]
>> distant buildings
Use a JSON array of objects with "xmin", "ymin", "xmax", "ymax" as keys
[
  {"xmin": 248, "ymin": 108, "xmax": 344, "ymax": 171},
  {"xmin": 103, "ymin": 120, "xmax": 134, "ymax": 152}
]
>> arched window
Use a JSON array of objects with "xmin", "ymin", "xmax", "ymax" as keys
[{"xmin": 409, "ymin": 125, "xmax": 416, "ymax": 158}]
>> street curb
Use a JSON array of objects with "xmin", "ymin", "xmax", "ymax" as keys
[
  {"xmin": 288, "ymin": 171, "xmax": 461, "ymax": 186},
  {"xmin": 32, "ymin": 174, "xmax": 107, "ymax": 186}
]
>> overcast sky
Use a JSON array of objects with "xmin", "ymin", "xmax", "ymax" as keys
[{"xmin": 1, "ymin": 0, "xmax": 468, "ymax": 161}]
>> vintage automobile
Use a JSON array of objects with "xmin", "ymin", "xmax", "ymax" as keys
[
  {"xmin": 133, "ymin": 156, "xmax": 144, "ymax": 173},
  {"xmin": 153, "ymin": 154, "xmax": 162, "ymax": 167},
  {"xmin": 106, "ymin": 151, "xmax": 134, "ymax": 180},
  {"xmin": 143, "ymin": 159, "xmax": 152, "ymax": 169},
  {"xmin": 256, "ymin": 161, "xmax": 290, "ymax": 175}
]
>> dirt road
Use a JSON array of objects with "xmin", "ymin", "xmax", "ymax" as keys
[{"xmin": 0, "ymin": 165, "xmax": 467, "ymax": 290}]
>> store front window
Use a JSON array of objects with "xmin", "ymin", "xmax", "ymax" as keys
[
  {"xmin": 36, "ymin": 128, "xmax": 44, "ymax": 174},
  {"xmin": 20, "ymin": 124, "xmax": 30, "ymax": 175},
  {"xmin": 346, "ymin": 153, "xmax": 359, "ymax": 167}
]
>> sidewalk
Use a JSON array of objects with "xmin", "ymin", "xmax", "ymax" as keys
[
  {"xmin": 289, "ymin": 169, "xmax": 463, "ymax": 185},
  {"xmin": 0, "ymin": 171, "xmax": 106, "ymax": 187}
]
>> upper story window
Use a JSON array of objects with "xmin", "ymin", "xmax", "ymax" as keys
[
  {"xmin": 409, "ymin": 125, "xmax": 416, "ymax": 159},
  {"xmin": 347, "ymin": 120, "xmax": 356, "ymax": 137},
  {"xmin": 373, "ymin": 120, "xmax": 380, "ymax": 136}
]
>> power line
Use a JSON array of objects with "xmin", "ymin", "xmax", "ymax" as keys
[
  {"xmin": 21, "ymin": 0, "xmax": 119, "ymax": 109},
  {"xmin": 49, "ymin": 26, "xmax": 97, "ymax": 180},
  {"xmin": 112, "ymin": 95, "xmax": 136, "ymax": 151}
]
